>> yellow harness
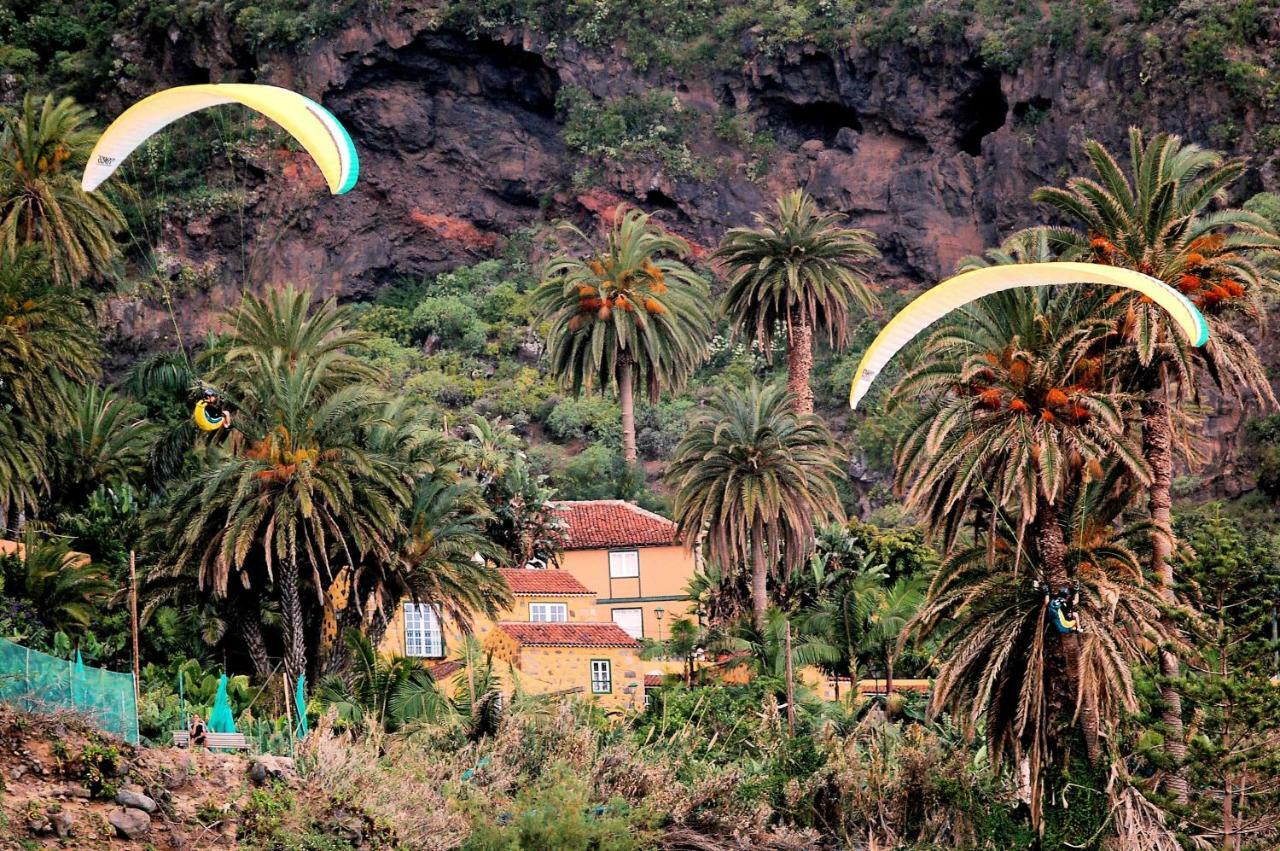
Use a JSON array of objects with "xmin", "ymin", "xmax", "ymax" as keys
[{"xmin": 193, "ymin": 399, "xmax": 227, "ymax": 432}]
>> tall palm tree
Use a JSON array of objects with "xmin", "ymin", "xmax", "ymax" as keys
[
  {"xmin": 715, "ymin": 189, "xmax": 879, "ymax": 414},
  {"xmin": 535, "ymin": 208, "xmax": 712, "ymax": 463},
  {"xmin": 1027, "ymin": 128, "xmax": 1280, "ymax": 802},
  {"xmin": 910, "ymin": 472, "xmax": 1178, "ymax": 827},
  {"xmin": 0, "ymin": 94, "xmax": 125, "ymax": 287},
  {"xmin": 158, "ymin": 357, "xmax": 409, "ymax": 684},
  {"xmin": 666, "ymin": 381, "xmax": 845, "ymax": 628},
  {"xmin": 893, "ymin": 287, "xmax": 1148, "ymax": 723},
  {"xmin": 892, "ymin": 287, "xmax": 1148, "ymax": 550},
  {"xmin": 154, "ymin": 292, "xmax": 412, "ymax": 684}
]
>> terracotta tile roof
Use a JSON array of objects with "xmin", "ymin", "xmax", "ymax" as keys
[
  {"xmin": 643, "ymin": 674, "xmax": 663, "ymax": 688},
  {"xmin": 428, "ymin": 660, "xmax": 463, "ymax": 679},
  {"xmin": 494, "ymin": 622, "xmax": 639, "ymax": 649},
  {"xmin": 498, "ymin": 568, "xmax": 593, "ymax": 596},
  {"xmin": 550, "ymin": 500, "xmax": 678, "ymax": 549}
]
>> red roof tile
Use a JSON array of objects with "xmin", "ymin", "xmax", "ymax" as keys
[
  {"xmin": 494, "ymin": 622, "xmax": 639, "ymax": 649},
  {"xmin": 551, "ymin": 500, "xmax": 678, "ymax": 549},
  {"xmin": 643, "ymin": 674, "xmax": 664, "ymax": 688},
  {"xmin": 498, "ymin": 568, "xmax": 593, "ymax": 596},
  {"xmin": 428, "ymin": 660, "xmax": 464, "ymax": 679}
]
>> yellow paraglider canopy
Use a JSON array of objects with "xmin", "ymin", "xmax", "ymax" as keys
[
  {"xmin": 82, "ymin": 84, "xmax": 358, "ymax": 195},
  {"xmin": 849, "ymin": 262, "xmax": 1210, "ymax": 409}
]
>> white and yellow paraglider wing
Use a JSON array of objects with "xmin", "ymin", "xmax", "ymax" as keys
[
  {"xmin": 82, "ymin": 83, "xmax": 358, "ymax": 195},
  {"xmin": 848, "ymin": 261, "xmax": 1210, "ymax": 409}
]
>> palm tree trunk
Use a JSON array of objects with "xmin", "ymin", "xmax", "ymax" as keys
[
  {"xmin": 750, "ymin": 516, "xmax": 767, "ymax": 630},
  {"xmin": 280, "ymin": 549, "xmax": 307, "ymax": 686},
  {"xmin": 617, "ymin": 352, "xmax": 637, "ymax": 465},
  {"xmin": 1143, "ymin": 397, "xmax": 1188, "ymax": 805},
  {"xmin": 783, "ymin": 617, "xmax": 796, "ymax": 735},
  {"xmin": 786, "ymin": 307, "xmax": 815, "ymax": 415},
  {"xmin": 1034, "ymin": 496, "xmax": 1100, "ymax": 762},
  {"xmin": 240, "ymin": 615, "xmax": 272, "ymax": 679}
]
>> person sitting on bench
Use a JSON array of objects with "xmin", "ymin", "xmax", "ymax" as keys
[{"xmin": 189, "ymin": 712, "xmax": 208, "ymax": 749}]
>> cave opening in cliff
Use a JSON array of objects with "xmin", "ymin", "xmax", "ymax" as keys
[
  {"xmin": 954, "ymin": 73, "xmax": 1007, "ymax": 157},
  {"xmin": 764, "ymin": 99, "xmax": 863, "ymax": 148}
]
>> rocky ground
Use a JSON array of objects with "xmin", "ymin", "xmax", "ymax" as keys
[{"xmin": 0, "ymin": 705, "xmax": 295, "ymax": 849}]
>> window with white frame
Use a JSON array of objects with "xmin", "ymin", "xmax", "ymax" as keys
[
  {"xmin": 611, "ymin": 607, "xmax": 644, "ymax": 639},
  {"xmin": 403, "ymin": 603, "xmax": 443, "ymax": 658},
  {"xmin": 528, "ymin": 602, "xmax": 568, "ymax": 622},
  {"xmin": 590, "ymin": 659, "xmax": 612, "ymax": 694},
  {"xmin": 608, "ymin": 549, "xmax": 639, "ymax": 579}
]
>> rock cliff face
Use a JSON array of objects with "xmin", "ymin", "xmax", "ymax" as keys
[{"xmin": 100, "ymin": 2, "xmax": 1280, "ymax": 493}]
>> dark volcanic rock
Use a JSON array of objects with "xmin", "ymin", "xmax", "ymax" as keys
[{"xmin": 79, "ymin": 2, "xmax": 1280, "ymax": 494}]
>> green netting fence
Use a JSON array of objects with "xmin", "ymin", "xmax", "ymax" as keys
[{"xmin": 0, "ymin": 637, "xmax": 139, "ymax": 744}]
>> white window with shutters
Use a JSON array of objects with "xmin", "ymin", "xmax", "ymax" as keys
[
  {"xmin": 608, "ymin": 549, "xmax": 639, "ymax": 579},
  {"xmin": 528, "ymin": 602, "xmax": 568, "ymax": 622},
  {"xmin": 591, "ymin": 659, "xmax": 612, "ymax": 694},
  {"xmin": 612, "ymin": 608, "xmax": 644, "ymax": 640},
  {"xmin": 403, "ymin": 603, "xmax": 443, "ymax": 658}
]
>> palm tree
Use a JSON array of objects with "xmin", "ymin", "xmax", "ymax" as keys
[
  {"xmin": 640, "ymin": 616, "xmax": 712, "ymax": 687},
  {"xmin": 1027, "ymin": 128, "xmax": 1280, "ymax": 802},
  {"xmin": 855, "ymin": 573, "xmax": 924, "ymax": 697},
  {"xmin": 316, "ymin": 630, "xmax": 450, "ymax": 732},
  {"xmin": 460, "ymin": 415, "xmax": 524, "ymax": 484},
  {"xmin": 0, "ymin": 94, "xmax": 125, "ymax": 287},
  {"xmin": 535, "ymin": 208, "xmax": 713, "ymax": 463},
  {"xmin": 4, "ymin": 536, "xmax": 112, "ymax": 637},
  {"xmin": 157, "ymin": 358, "xmax": 408, "ymax": 684},
  {"xmin": 910, "ymin": 472, "xmax": 1179, "ymax": 827},
  {"xmin": 715, "ymin": 189, "xmax": 879, "ymax": 414},
  {"xmin": 666, "ymin": 381, "xmax": 845, "ymax": 629},
  {"xmin": 720, "ymin": 607, "xmax": 841, "ymax": 683},
  {"xmin": 153, "ymin": 292, "xmax": 412, "ymax": 685},
  {"xmin": 0, "ymin": 249, "xmax": 100, "ymax": 518},
  {"xmin": 892, "ymin": 287, "xmax": 1148, "ymax": 550},
  {"xmin": 346, "ymin": 471, "xmax": 512, "ymax": 662},
  {"xmin": 890, "ymin": 286, "xmax": 1151, "ymax": 813},
  {"xmin": 213, "ymin": 285, "xmax": 380, "ymax": 393},
  {"xmin": 52, "ymin": 384, "xmax": 157, "ymax": 502}
]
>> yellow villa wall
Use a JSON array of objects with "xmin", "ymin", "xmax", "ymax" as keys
[
  {"xmin": 484, "ymin": 630, "xmax": 643, "ymax": 711},
  {"xmin": 378, "ymin": 592, "xmax": 600, "ymax": 660},
  {"xmin": 558, "ymin": 544, "xmax": 697, "ymax": 641}
]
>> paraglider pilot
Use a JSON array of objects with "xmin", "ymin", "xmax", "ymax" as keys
[
  {"xmin": 1047, "ymin": 583, "xmax": 1079, "ymax": 634},
  {"xmin": 193, "ymin": 387, "xmax": 232, "ymax": 432}
]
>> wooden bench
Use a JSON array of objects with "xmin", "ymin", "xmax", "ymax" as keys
[{"xmin": 172, "ymin": 731, "xmax": 250, "ymax": 750}]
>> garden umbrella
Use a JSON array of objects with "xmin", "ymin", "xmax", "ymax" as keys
[
  {"xmin": 294, "ymin": 674, "xmax": 308, "ymax": 739},
  {"xmin": 208, "ymin": 673, "xmax": 237, "ymax": 733}
]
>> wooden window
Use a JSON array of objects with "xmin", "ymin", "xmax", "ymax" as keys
[
  {"xmin": 403, "ymin": 603, "xmax": 443, "ymax": 658},
  {"xmin": 590, "ymin": 659, "xmax": 612, "ymax": 694},
  {"xmin": 608, "ymin": 549, "xmax": 639, "ymax": 579},
  {"xmin": 528, "ymin": 602, "xmax": 568, "ymax": 622},
  {"xmin": 611, "ymin": 607, "xmax": 644, "ymax": 639}
]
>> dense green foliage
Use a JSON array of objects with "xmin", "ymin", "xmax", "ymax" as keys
[{"xmin": 6, "ymin": 3, "xmax": 1280, "ymax": 846}]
